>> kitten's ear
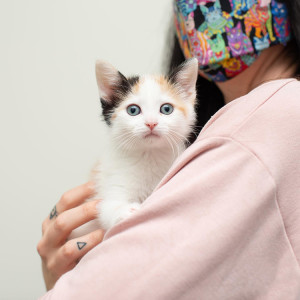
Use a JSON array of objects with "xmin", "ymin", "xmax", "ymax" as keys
[
  {"xmin": 95, "ymin": 60, "xmax": 128, "ymax": 103},
  {"xmin": 169, "ymin": 58, "xmax": 198, "ymax": 101}
]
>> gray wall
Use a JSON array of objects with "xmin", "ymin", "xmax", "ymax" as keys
[{"xmin": 0, "ymin": 0, "xmax": 172, "ymax": 298}]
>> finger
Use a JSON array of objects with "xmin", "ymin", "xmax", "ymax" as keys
[
  {"xmin": 42, "ymin": 182, "xmax": 95, "ymax": 232},
  {"xmin": 56, "ymin": 181, "xmax": 95, "ymax": 213},
  {"xmin": 46, "ymin": 200, "xmax": 100, "ymax": 245},
  {"xmin": 55, "ymin": 229, "xmax": 104, "ymax": 270}
]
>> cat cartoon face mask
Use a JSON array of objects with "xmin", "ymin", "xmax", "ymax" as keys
[{"xmin": 174, "ymin": 0, "xmax": 292, "ymax": 82}]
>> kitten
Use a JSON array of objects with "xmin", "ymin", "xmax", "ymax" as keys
[
  {"xmin": 71, "ymin": 58, "xmax": 198, "ymax": 237},
  {"xmin": 93, "ymin": 58, "xmax": 198, "ymax": 230}
]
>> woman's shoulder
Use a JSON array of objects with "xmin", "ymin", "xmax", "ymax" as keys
[
  {"xmin": 196, "ymin": 77, "xmax": 300, "ymax": 188},
  {"xmin": 195, "ymin": 77, "xmax": 300, "ymax": 204},
  {"xmin": 199, "ymin": 78, "xmax": 300, "ymax": 140},
  {"xmin": 194, "ymin": 78, "xmax": 300, "ymax": 267}
]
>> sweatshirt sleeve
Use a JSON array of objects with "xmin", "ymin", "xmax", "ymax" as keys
[{"xmin": 39, "ymin": 137, "xmax": 300, "ymax": 300}]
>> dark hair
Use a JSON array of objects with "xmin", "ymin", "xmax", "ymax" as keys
[
  {"xmin": 167, "ymin": 0, "xmax": 300, "ymax": 141},
  {"xmin": 284, "ymin": 0, "xmax": 300, "ymax": 51}
]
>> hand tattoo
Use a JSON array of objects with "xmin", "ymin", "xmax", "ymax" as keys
[
  {"xmin": 77, "ymin": 242, "xmax": 87, "ymax": 250},
  {"xmin": 49, "ymin": 205, "xmax": 58, "ymax": 220}
]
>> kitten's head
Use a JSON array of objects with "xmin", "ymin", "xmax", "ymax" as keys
[{"xmin": 95, "ymin": 58, "xmax": 198, "ymax": 152}]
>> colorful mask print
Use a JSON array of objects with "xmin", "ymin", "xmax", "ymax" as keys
[{"xmin": 174, "ymin": 0, "xmax": 292, "ymax": 81}]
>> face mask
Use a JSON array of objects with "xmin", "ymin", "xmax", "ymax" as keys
[{"xmin": 174, "ymin": 0, "xmax": 292, "ymax": 82}]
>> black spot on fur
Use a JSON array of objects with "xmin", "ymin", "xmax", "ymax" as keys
[
  {"xmin": 168, "ymin": 63, "xmax": 184, "ymax": 86},
  {"xmin": 100, "ymin": 74, "xmax": 140, "ymax": 126},
  {"xmin": 127, "ymin": 76, "xmax": 140, "ymax": 87},
  {"xmin": 100, "ymin": 97, "xmax": 115, "ymax": 125}
]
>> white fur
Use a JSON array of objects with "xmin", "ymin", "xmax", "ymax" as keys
[
  {"xmin": 70, "ymin": 59, "xmax": 198, "ymax": 236},
  {"xmin": 97, "ymin": 73, "xmax": 197, "ymax": 230}
]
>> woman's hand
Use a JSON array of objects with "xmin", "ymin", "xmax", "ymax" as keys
[{"xmin": 37, "ymin": 182, "xmax": 105, "ymax": 291}]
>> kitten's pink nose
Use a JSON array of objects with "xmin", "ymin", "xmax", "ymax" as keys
[{"xmin": 145, "ymin": 122, "xmax": 158, "ymax": 130}]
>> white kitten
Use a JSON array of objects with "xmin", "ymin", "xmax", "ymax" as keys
[
  {"xmin": 94, "ymin": 58, "xmax": 198, "ymax": 230},
  {"xmin": 71, "ymin": 58, "xmax": 198, "ymax": 237}
]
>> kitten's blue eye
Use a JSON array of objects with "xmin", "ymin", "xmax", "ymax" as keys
[
  {"xmin": 160, "ymin": 104, "xmax": 174, "ymax": 115},
  {"xmin": 127, "ymin": 105, "xmax": 141, "ymax": 116}
]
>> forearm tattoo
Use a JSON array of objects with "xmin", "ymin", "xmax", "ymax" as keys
[{"xmin": 49, "ymin": 205, "xmax": 58, "ymax": 220}]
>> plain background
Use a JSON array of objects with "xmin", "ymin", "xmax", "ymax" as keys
[{"xmin": 0, "ymin": 0, "xmax": 172, "ymax": 298}]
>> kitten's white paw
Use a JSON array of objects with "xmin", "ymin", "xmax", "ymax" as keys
[
  {"xmin": 114, "ymin": 202, "xmax": 141, "ymax": 225},
  {"xmin": 98, "ymin": 201, "xmax": 142, "ymax": 230}
]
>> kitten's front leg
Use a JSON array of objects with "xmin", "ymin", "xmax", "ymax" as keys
[{"xmin": 98, "ymin": 198, "xmax": 141, "ymax": 230}]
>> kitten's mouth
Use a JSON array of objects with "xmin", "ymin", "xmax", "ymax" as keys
[{"xmin": 144, "ymin": 132, "xmax": 160, "ymax": 139}]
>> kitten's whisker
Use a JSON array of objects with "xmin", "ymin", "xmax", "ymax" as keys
[
  {"xmin": 166, "ymin": 135, "xmax": 176, "ymax": 158},
  {"xmin": 113, "ymin": 130, "xmax": 141, "ymax": 145},
  {"xmin": 113, "ymin": 131, "xmax": 135, "ymax": 141},
  {"xmin": 115, "ymin": 134, "xmax": 137, "ymax": 151},
  {"xmin": 168, "ymin": 129, "xmax": 188, "ymax": 140},
  {"xmin": 168, "ymin": 130, "xmax": 189, "ymax": 146},
  {"xmin": 165, "ymin": 135, "xmax": 177, "ymax": 160},
  {"xmin": 168, "ymin": 134, "xmax": 181, "ymax": 158},
  {"xmin": 127, "ymin": 136, "xmax": 139, "ymax": 152},
  {"xmin": 125, "ymin": 135, "xmax": 139, "ymax": 151},
  {"xmin": 170, "ymin": 129, "xmax": 195, "ymax": 147},
  {"xmin": 172, "ymin": 130, "xmax": 186, "ymax": 137}
]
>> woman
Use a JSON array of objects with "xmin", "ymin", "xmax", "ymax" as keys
[{"xmin": 37, "ymin": 0, "xmax": 300, "ymax": 298}]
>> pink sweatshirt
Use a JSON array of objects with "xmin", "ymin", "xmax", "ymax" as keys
[{"xmin": 40, "ymin": 78, "xmax": 300, "ymax": 299}]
